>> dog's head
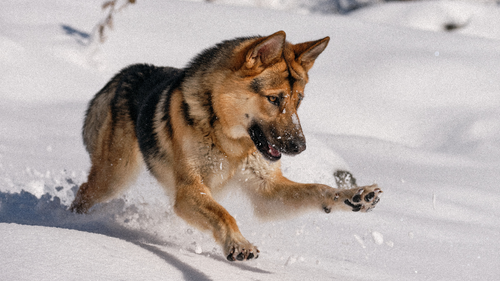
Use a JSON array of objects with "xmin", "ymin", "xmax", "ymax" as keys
[{"xmin": 215, "ymin": 31, "xmax": 329, "ymax": 161}]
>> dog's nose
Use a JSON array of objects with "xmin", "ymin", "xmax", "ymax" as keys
[{"xmin": 288, "ymin": 140, "xmax": 306, "ymax": 154}]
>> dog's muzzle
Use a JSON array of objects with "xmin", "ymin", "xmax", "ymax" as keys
[{"xmin": 248, "ymin": 123, "xmax": 306, "ymax": 161}]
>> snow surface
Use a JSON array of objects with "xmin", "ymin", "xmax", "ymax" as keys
[{"xmin": 1, "ymin": 0, "xmax": 499, "ymax": 280}]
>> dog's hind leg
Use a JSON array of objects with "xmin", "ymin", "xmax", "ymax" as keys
[{"xmin": 70, "ymin": 115, "xmax": 142, "ymax": 214}]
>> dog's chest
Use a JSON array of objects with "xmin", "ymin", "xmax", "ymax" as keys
[{"xmin": 198, "ymin": 146, "xmax": 236, "ymax": 190}]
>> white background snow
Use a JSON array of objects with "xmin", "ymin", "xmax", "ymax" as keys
[{"xmin": 1, "ymin": 0, "xmax": 499, "ymax": 280}]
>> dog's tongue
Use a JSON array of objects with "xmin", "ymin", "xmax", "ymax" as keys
[{"xmin": 268, "ymin": 143, "xmax": 281, "ymax": 157}]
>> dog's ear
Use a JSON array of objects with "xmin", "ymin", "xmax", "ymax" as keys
[
  {"xmin": 294, "ymin": 36, "xmax": 330, "ymax": 71},
  {"xmin": 245, "ymin": 31, "xmax": 286, "ymax": 70}
]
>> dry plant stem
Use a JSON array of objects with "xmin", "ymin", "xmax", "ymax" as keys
[{"xmin": 96, "ymin": 0, "xmax": 136, "ymax": 43}]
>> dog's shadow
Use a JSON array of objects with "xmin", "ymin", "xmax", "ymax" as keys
[{"xmin": 0, "ymin": 190, "xmax": 270, "ymax": 280}]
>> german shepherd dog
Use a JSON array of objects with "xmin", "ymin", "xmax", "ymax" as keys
[{"xmin": 70, "ymin": 31, "xmax": 382, "ymax": 261}]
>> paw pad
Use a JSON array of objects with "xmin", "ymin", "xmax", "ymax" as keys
[
  {"xmin": 365, "ymin": 192, "xmax": 375, "ymax": 202},
  {"xmin": 344, "ymin": 199, "xmax": 362, "ymax": 212},
  {"xmin": 344, "ymin": 187, "xmax": 382, "ymax": 212},
  {"xmin": 227, "ymin": 247, "xmax": 259, "ymax": 262}
]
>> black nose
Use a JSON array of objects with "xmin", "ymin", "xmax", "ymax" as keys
[{"xmin": 287, "ymin": 140, "xmax": 306, "ymax": 154}]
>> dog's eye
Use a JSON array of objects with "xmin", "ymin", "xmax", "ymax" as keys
[
  {"xmin": 297, "ymin": 95, "xmax": 304, "ymax": 108},
  {"xmin": 267, "ymin": 96, "xmax": 280, "ymax": 106}
]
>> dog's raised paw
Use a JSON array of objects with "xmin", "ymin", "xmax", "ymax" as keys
[{"xmin": 342, "ymin": 185, "xmax": 382, "ymax": 212}]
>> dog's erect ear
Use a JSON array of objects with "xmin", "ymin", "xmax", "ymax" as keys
[
  {"xmin": 294, "ymin": 36, "xmax": 330, "ymax": 71},
  {"xmin": 245, "ymin": 31, "xmax": 286, "ymax": 69}
]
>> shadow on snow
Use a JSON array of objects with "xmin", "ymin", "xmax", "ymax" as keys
[{"xmin": 0, "ymin": 189, "xmax": 270, "ymax": 279}]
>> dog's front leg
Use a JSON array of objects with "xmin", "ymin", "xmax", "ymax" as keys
[
  {"xmin": 173, "ymin": 180, "xmax": 259, "ymax": 261},
  {"xmin": 244, "ymin": 167, "xmax": 382, "ymax": 218}
]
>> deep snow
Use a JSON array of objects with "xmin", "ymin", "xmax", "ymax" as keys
[{"xmin": 1, "ymin": 0, "xmax": 499, "ymax": 280}]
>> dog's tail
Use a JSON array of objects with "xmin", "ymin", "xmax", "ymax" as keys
[
  {"xmin": 82, "ymin": 64, "xmax": 160, "ymax": 155},
  {"xmin": 82, "ymin": 74, "xmax": 119, "ymax": 155}
]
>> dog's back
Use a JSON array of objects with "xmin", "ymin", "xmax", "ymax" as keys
[{"xmin": 82, "ymin": 64, "xmax": 180, "ymax": 155}]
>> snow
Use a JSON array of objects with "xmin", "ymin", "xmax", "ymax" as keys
[{"xmin": 1, "ymin": 0, "xmax": 499, "ymax": 280}]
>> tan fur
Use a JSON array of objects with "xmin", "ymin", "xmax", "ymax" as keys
[{"xmin": 70, "ymin": 31, "xmax": 382, "ymax": 261}]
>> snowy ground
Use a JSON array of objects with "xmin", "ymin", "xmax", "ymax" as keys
[{"xmin": 1, "ymin": 0, "xmax": 499, "ymax": 280}]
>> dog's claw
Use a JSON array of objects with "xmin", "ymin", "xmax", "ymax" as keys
[
  {"xmin": 323, "ymin": 205, "xmax": 332, "ymax": 213},
  {"xmin": 227, "ymin": 248, "xmax": 236, "ymax": 261}
]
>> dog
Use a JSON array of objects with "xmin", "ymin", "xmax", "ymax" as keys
[{"xmin": 70, "ymin": 31, "xmax": 382, "ymax": 261}]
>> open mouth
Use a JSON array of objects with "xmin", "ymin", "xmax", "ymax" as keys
[{"xmin": 248, "ymin": 124, "xmax": 281, "ymax": 161}]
